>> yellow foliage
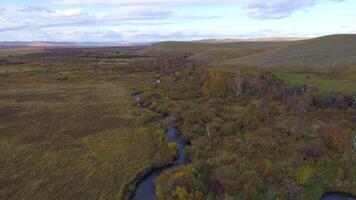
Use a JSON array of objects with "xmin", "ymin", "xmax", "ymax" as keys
[
  {"xmin": 154, "ymin": 130, "xmax": 166, "ymax": 143},
  {"xmin": 203, "ymin": 68, "xmax": 227, "ymax": 97},
  {"xmin": 167, "ymin": 142, "xmax": 178, "ymax": 154},
  {"xmin": 295, "ymin": 165, "xmax": 314, "ymax": 186},
  {"xmin": 194, "ymin": 191, "xmax": 204, "ymax": 200},
  {"xmin": 175, "ymin": 186, "xmax": 189, "ymax": 200}
]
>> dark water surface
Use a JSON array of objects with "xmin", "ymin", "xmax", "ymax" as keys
[
  {"xmin": 131, "ymin": 126, "xmax": 187, "ymax": 200},
  {"xmin": 321, "ymin": 192, "xmax": 356, "ymax": 200}
]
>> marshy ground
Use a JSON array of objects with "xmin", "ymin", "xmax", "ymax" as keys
[{"xmin": 0, "ymin": 41, "xmax": 355, "ymax": 200}]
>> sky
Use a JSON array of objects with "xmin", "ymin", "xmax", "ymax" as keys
[{"xmin": 0, "ymin": 0, "xmax": 355, "ymax": 42}]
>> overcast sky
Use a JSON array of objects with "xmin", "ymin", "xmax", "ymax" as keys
[{"xmin": 0, "ymin": 0, "xmax": 355, "ymax": 42}]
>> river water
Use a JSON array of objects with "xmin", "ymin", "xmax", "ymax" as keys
[
  {"xmin": 131, "ymin": 127, "xmax": 187, "ymax": 200},
  {"xmin": 321, "ymin": 192, "xmax": 356, "ymax": 200},
  {"xmin": 131, "ymin": 94, "xmax": 187, "ymax": 200}
]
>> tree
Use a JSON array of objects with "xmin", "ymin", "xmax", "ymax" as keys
[
  {"xmin": 202, "ymin": 68, "xmax": 227, "ymax": 97},
  {"xmin": 233, "ymin": 76, "xmax": 244, "ymax": 97}
]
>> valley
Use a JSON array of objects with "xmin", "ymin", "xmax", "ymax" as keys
[{"xmin": 0, "ymin": 35, "xmax": 355, "ymax": 200}]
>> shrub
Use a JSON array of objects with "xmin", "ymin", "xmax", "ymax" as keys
[
  {"xmin": 295, "ymin": 165, "xmax": 314, "ymax": 186},
  {"xmin": 57, "ymin": 74, "xmax": 69, "ymax": 81},
  {"xmin": 167, "ymin": 142, "xmax": 178, "ymax": 155},
  {"xmin": 220, "ymin": 121, "xmax": 237, "ymax": 136},
  {"xmin": 175, "ymin": 186, "xmax": 189, "ymax": 200},
  {"xmin": 319, "ymin": 125, "xmax": 352, "ymax": 153},
  {"xmin": 303, "ymin": 184, "xmax": 324, "ymax": 200}
]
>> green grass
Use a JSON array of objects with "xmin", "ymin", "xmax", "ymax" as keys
[
  {"xmin": 0, "ymin": 47, "xmax": 43, "ymax": 57},
  {"xmin": 189, "ymin": 45, "xmax": 280, "ymax": 65},
  {"xmin": 143, "ymin": 41, "xmax": 215, "ymax": 56},
  {"xmin": 214, "ymin": 35, "xmax": 356, "ymax": 69},
  {"xmin": 80, "ymin": 52, "xmax": 139, "ymax": 59},
  {"xmin": 56, "ymin": 71, "xmax": 81, "ymax": 81},
  {"xmin": 143, "ymin": 41, "xmax": 284, "ymax": 58},
  {"xmin": 215, "ymin": 61, "xmax": 356, "ymax": 95},
  {"xmin": 0, "ymin": 65, "xmax": 46, "ymax": 74},
  {"xmin": 278, "ymin": 73, "xmax": 356, "ymax": 94}
]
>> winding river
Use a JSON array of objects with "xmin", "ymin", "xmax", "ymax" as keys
[
  {"xmin": 131, "ymin": 94, "xmax": 188, "ymax": 200},
  {"xmin": 131, "ymin": 93, "xmax": 355, "ymax": 200}
]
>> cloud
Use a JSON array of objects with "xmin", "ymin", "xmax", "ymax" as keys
[
  {"xmin": 0, "ymin": 5, "xmax": 179, "ymax": 34},
  {"xmin": 52, "ymin": 8, "xmax": 83, "ymax": 17},
  {"xmin": 0, "ymin": 28, "xmax": 280, "ymax": 42},
  {"xmin": 238, "ymin": 0, "xmax": 316, "ymax": 19},
  {"xmin": 55, "ymin": 0, "xmax": 236, "ymax": 7},
  {"xmin": 16, "ymin": 5, "xmax": 51, "ymax": 13},
  {"xmin": 0, "ymin": 0, "xmax": 351, "ymax": 41},
  {"xmin": 55, "ymin": 0, "xmax": 346, "ymax": 19},
  {"xmin": 238, "ymin": 0, "xmax": 346, "ymax": 19}
]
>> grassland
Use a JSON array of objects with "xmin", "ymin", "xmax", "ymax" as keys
[
  {"xmin": 217, "ymin": 65, "xmax": 356, "ymax": 94},
  {"xmin": 0, "ymin": 65, "xmax": 47, "ymax": 74},
  {"xmin": 0, "ymin": 47, "xmax": 44, "ymax": 57},
  {"xmin": 143, "ymin": 41, "xmax": 285, "ymax": 61},
  {"xmin": 214, "ymin": 34, "xmax": 356, "ymax": 69},
  {"xmin": 278, "ymin": 73, "xmax": 356, "ymax": 94},
  {"xmin": 0, "ymin": 48, "xmax": 173, "ymax": 200},
  {"xmin": 1, "ymin": 35, "xmax": 356, "ymax": 200},
  {"xmin": 144, "ymin": 35, "xmax": 356, "ymax": 72},
  {"xmin": 144, "ymin": 35, "xmax": 356, "ymax": 95}
]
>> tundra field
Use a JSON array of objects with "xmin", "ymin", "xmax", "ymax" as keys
[{"xmin": 0, "ymin": 35, "xmax": 355, "ymax": 200}]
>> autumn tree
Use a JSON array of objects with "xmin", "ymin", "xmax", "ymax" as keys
[{"xmin": 202, "ymin": 68, "xmax": 227, "ymax": 97}]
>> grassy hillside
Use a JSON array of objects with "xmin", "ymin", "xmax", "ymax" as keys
[
  {"xmin": 142, "ymin": 41, "xmax": 216, "ymax": 56},
  {"xmin": 189, "ymin": 42, "xmax": 285, "ymax": 65},
  {"xmin": 278, "ymin": 72, "xmax": 356, "ymax": 94},
  {"xmin": 142, "ymin": 36, "xmax": 356, "ymax": 95},
  {"xmin": 215, "ymin": 34, "xmax": 356, "ymax": 70},
  {"xmin": 143, "ymin": 41, "xmax": 287, "ymax": 64}
]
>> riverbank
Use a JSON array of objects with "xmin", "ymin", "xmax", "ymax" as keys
[{"xmin": 128, "ymin": 93, "xmax": 189, "ymax": 200}]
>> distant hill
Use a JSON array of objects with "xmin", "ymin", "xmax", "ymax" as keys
[
  {"xmin": 143, "ymin": 35, "xmax": 356, "ymax": 71},
  {"xmin": 197, "ymin": 37, "xmax": 308, "ymax": 43},
  {"xmin": 142, "ymin": 41, "xmax": 289, "ymax": 65},
  {"xmin": 0, "ymin": 41, "xmax": 78, "ymax": 47},
  {"xmin": 214, "ymin": 34, "xmax": 356, "ymax": 70},
  {"xmin": 142, "ymin": 41, "xmax": 216, "ymax": 56},
  {"xmin": 142, "ymin": 37, "xmax": 306, "ymax": 56},
  {"xmin": 0, "ymin": 41, "xmax": 151, "ymax": 48},
  {"xmin": 189, "ymin": 42, "xmax": 287, "ymax": 65}
]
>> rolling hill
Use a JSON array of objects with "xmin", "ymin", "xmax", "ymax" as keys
[
  {"xmin": 142, "ymin": 34, "xmax": 356, "ymax": 94},
  {"xmin": 189, "ymin": 42, "xmax": 286, "ymax": 65},
  {"xmin": 197, "ymin": 37, "xmax": 307, "ymax": 43},
  {"xmin": 144, "ymin": 35, "xmax": 356, "ymax": 71},
  {"xmin": 142, "ymin": 41, "xmax": 289, "ymax": 64},
  {"xmin": 214, "ymin": 34, "xmax": 356, "ymax": 70},
  {"xmin": 0, "ymin": 41, "xmax": 151, "ymax": 48}
]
